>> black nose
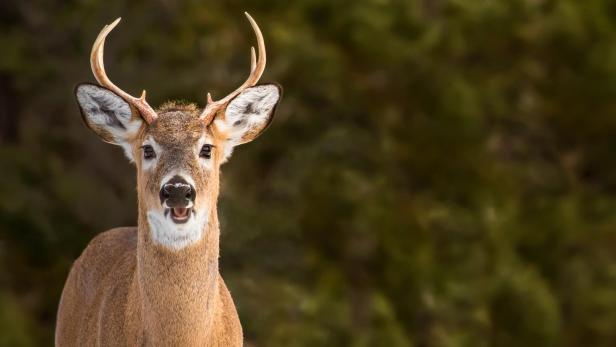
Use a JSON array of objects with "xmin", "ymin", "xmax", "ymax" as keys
[{"xmin": 160, "ymin": 176, "xmax": 196, "ymax": 207}]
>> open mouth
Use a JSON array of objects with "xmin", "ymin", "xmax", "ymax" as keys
[{"xmin": 166, "ymin": 207, "xmax": 193, "ymax": 224}]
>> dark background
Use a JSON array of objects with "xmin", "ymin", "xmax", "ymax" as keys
[{"xmin": 2, "ymin": 0, "xmax": 616, "ymax": 346}]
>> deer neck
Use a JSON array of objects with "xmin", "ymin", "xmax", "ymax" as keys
[{"xmin": 134, "ymin": 199, "xmax": 221, "ymax": 344}]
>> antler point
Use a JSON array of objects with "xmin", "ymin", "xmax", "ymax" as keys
[{"xmin": 110, "ymin": 17, "xmax": 122, "ymax": 28}]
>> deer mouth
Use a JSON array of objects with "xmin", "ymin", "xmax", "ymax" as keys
[{"xmin": 167, "ymin": 207, "xmax": 192, "ymax": 224}]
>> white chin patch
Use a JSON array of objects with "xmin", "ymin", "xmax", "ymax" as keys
[{"xmin": 147, "ymin": 209, "xmax": 208, "ymax": 250}]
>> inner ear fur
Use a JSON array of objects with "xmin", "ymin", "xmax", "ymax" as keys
[
  {"xmin": 213, "ymin": 83, "xmax": 282, "ymax": 146},
  {"xmin": 75, "ymin": 83, "xmax": 144, "ymax": 145}
]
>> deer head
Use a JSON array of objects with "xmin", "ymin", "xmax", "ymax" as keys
[{"xmin": 74, "ymin": 13, "xmax": 281, "ymax": 250}]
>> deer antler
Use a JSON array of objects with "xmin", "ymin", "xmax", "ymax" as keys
[
  {"xmin": 91, "ymin": 18, "xmax": 158, "ymax": 124},
  {"xmin": 199, "ymin": 12, "xmax": 267, "ymax": 124}
]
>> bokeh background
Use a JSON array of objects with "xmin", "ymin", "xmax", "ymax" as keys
[{"xmin": 1, "ymin": 0, "xmax": 616, "ymax": 346}]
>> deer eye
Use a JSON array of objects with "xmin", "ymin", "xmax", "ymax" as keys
[
  {"xmin": 200, "ymin": 144, "xmax": 213, "ymax": 159},
  {"xmin": 142, "ymin": 145, "xmax": 156, "ymax": 160}
]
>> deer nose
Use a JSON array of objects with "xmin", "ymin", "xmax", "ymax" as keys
[{"xmin": 159, "ymin": 176, "xmax": 196, "ymax": 207}]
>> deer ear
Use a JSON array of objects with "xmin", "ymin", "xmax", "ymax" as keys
[
  {"xmin": 76, "ymin": 83, "xmax": 144, "ymax": 150},
  {"xmin": 213, "ymin": 84, "xmax": 281, "ymax": 157}
]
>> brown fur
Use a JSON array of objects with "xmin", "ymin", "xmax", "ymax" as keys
[{"xmin": 56, "ymin": 105, "xmax": 244, "ymax": 346}]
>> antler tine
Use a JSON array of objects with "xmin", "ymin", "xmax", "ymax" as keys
[
  {"xmin": 250, "ymin": 46, "xmax": 257, "ymax": 72},
  {"xmin": 91, "ymin": 18, "xmax": 158, "ymax": 124},
  {"xmin": 200, "ymin": 12, "xmax": 267, "ymax": 122}
]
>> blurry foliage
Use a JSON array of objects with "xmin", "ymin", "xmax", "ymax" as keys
[{"xmin": 1, "ymin": 0, "xmax": 616, "ymax": 346}]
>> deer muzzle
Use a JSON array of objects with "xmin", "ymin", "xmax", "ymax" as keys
[{"xmin": 160, "ymin": 175, "xmax": 196, "ymax": 224}]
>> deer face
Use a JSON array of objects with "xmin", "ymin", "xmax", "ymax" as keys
[
  {"xmin": 74, "ymin": 14, "xmax": 280, "ymax": 250},
  {"xmin": 75, "ymin": 83, "xmax": 280, "ymax": 249}
]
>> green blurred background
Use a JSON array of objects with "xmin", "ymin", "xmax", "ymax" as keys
[{"xmin": 2, "ymin": 0, "xmax": 616, "ymax": 346}]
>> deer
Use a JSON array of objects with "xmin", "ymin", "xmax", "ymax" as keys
[{"xmin": 55, "ymin": 13, "xmax": 281, "ymax": 346}]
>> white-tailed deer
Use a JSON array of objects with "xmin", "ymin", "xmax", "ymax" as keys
[{"xmin": 55, "ymin": 13, "xmax": 281, "ymax": 346}]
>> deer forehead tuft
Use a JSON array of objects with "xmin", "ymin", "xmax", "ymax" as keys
[
  {"xmin": 145, "ymin": 110, "xmax": 206, "ymax": 145},
  {"xmin": 157, "ymin": 101, "xmax": 200, "ymax": 113}
]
